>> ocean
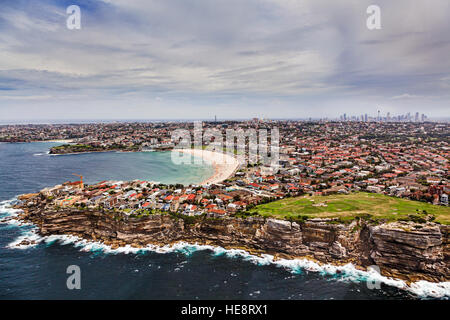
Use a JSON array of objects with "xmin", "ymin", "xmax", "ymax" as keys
[{"xmin": 0, "ymin": 142, "xmax": 447, "ymax": 299}]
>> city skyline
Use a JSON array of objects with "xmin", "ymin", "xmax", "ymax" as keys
[{"xmin": 0, "ymin": 109, "xmax": 446, "ymax": 125}]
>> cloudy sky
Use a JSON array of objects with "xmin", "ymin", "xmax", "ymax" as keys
[{"xmin": 0, "ymin": 0, "xmax": 449, "ymax": 122}]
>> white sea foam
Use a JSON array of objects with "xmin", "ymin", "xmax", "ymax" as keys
[
  {"xmin": 6, "ymin": 228, "xmax": 42, "ymax": 249},
  {"xmin": 1, "ymin": 199, "xmax": 448, "ymax": 298},
  {"xmin": 0, "ymin": 198, "xmax": 18, "ymax": 210},
  {"xmin": 0, "ymin": 199, "xmax": 24, "ymax": 222}
]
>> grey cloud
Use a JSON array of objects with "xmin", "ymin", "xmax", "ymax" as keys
[{"xmin": 0, "ymin": 0, "xmax": 449, "ymax": 120}]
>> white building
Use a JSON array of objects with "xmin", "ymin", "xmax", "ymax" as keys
[{"xmin": 441, "ymin": 194, "xmax": 448, "ymax": 206}]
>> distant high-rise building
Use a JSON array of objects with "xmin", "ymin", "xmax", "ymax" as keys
[{"xmin": 336, "ymin": 111, "xmax": 430, "ymax": 123}]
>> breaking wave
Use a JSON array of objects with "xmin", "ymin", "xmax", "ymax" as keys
[{"xmin": 1, "ymin": 198, "xmax": 449, "ymax": 299}]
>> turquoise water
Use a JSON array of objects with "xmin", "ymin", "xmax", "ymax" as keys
[{"xmin": 0, "ymin": 142, "xmax": 214, "ymax": 200}]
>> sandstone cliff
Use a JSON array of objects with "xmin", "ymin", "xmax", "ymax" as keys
[{"xmin": 17, "ymin": 208, "xmax": 449, "ymax": 283}]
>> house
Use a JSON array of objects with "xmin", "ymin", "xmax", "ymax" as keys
[
  {"xmin": 208, "ymin": 208, "xmax": 226, "ymax": 217},
  {"xmin": 367, "ymin": 185, "xmax": 382, "ymax": 193}
]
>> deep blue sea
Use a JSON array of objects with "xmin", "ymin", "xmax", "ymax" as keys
[{"xmin": 0, "ymin": 142, "xmax": 446, "ymax": 299}]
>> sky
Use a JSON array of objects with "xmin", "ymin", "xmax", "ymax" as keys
[{"xmin": 0, "ymin": 0, "xmax": 449, "ymax": 122}]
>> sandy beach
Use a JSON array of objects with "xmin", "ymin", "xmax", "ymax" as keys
[{"xmin": 173, "ymin": 148, "xmax": 240, "ymax": 185}]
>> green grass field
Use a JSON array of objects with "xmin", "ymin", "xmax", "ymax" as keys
[{"xmin": 249, "ymin": 192, "xmax": 450, "ymax": 224}]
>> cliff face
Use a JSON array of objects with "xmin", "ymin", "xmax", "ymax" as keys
[{"xmin": 20, "ymin": 209, "xmax": 449, "ymax": 283}]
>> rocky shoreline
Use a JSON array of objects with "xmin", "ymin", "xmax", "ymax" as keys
[
  {"xmin": 48, "ymin": 144, "xmax": 173, "ymax": 155},
  {"xmin": 13, "ymin": 203, "xmax": 450, "ymax": 284},
  {"xmin": 49, "ymin": 145, "xmax": 135, "ymax": 155}
]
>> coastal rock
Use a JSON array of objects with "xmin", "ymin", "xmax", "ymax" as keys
[
  {"xmin": 369, "ymin": 222, "xmax": 448, "ymax": 281},
  {"xmin": 18, "ymin": 207, "xmax": 450, "ymax": 282},
  {"xmin": 329, "ymin": 241, "xmax": 347, "ymax": 258}
]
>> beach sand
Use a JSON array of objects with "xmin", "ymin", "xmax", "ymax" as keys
[{"xmin": 173, "ymin": 149, "xmax": 240, "ymax": 185}]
